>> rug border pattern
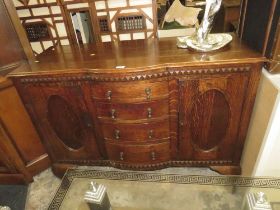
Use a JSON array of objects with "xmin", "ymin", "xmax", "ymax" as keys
[{"xmin": 48, "ymin": 169, "xmax": 280, "ymax": 210}]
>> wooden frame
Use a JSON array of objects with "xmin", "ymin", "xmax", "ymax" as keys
[
  {"xmin": 0, "ymin": 118, "xmax": 32, "ymax": 184},
  {"xmin": 64, "ymin": 7, "xmax": 96, "ymax": 45},
  {"xmin": 0, "ymin": 76, "xmax": 51, "ymax": 183},
  {"xmin": 10, "ymin": 0, "xmax": 158, "ymax": 54},
  {"xmin": 239, "ymin": 0, "xmax": 280, "ymax": 73},
  {"xmin": 12, "ymin": 0, "xmax": 71, "ymax": 54},
  {"xmin": 2, "ymin": 0, "xmax": 35, "ymax": 62},
  {"xmin": 90, "ymin": 0, "xmax": 157, "ymax": 42}
]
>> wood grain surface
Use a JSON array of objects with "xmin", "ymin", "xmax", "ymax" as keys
[{"xmin": 9, "ymin": 35, "xmax": 265, "ymax": 175}]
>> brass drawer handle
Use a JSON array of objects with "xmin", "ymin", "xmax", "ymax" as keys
[
  {"xmin": 148, "ymin": 130, "xmax": 153, "ymax": 139},
  {"xmin": 111, "ymin": 109, "xmax": 116, "ymax": 119},
  {"xmin": 106, "ymin": 90, "xmax": 112, "ymax": 100},
  {"xmin": 145, "ymin": 87, "xmax": 151, "ymax": 100},
  {"xmin": 114, "ymin": 129, "xmax": 120, "ymax": 140},
  {"xmin": 151, "ymin": 152, "xmax": 156, "ymax": 161},
  {"xmin": 120, "ymin": 152, "xmax": 124, "ymax": 160},
  {"xmin": 147, "ymin": 108, "xmax": 152, "ymax": 118}
]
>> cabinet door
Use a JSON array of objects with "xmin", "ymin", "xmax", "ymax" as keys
[
  {"xmin": 179, "ymin": 73, "xmax": 249, "ymax": 161},
  {"xmin": 24, "ymin": 84, "xmax": 101, "ymax": 162},
  {"xmin": 0, "ymin": 121, "xmax": 33, "ymax": 183}
]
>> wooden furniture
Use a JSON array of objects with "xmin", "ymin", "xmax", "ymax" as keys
[
  {"xmin": 0, "ymin": 0, "xmax": 26, "ymax": 76},
  {"xmin": 0, "ymin": 117, "xmax": 32, "ymax": 184},
  {"xmin": 222, "ymin": 0, "xmax": 241, "ymax": 32},
  {"xmin": 0, "ymin": 77, "xmax": 50, "ymax": 184},
  {"xmin": 9, "ymin": 36, "xmax": 265, "ymax": 176},
  {"xmin": 239, "ymin": 0, "xmax": 280, "ymax": 73},
  {"xmin": 0, "ymin": 0, "xmax": 50, "ymax": 184}
]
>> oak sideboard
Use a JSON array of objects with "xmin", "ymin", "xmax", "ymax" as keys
[{"xmin": 9, "ymin": 36, "xmax": 265, "ymax": 176}]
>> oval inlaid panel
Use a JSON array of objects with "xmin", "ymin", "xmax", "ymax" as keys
[
  {"xmin": 47, "ymin": 95, "xmax": 83, "ymax": 150},
  {"xmin": 190, "ymin": 90, "xmax": 230, "ymax": 151}
]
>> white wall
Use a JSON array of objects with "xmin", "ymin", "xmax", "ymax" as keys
[{"xmin": 253, "ymin": 70, "xmax": 280, "ymax": 177}]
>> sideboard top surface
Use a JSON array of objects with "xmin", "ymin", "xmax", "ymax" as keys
[{"xmin": 9, "ymin": 36, "xmax": 265, "ymax": 76}]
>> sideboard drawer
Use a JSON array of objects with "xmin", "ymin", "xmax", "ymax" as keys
[
  {"xmin": 96, "ymin": 99, "xmax": 169, "ymax": 120},
  {"xmin": 101, "ymin": 120, "xmax": 170, "ymax": 141},
  {"xmin": 91, "ymin": 80, "xmax": 168, "ymax": 102},
  {"xmin": 106, "ymin": 142, "xmax": 170, "ymax": 163}
]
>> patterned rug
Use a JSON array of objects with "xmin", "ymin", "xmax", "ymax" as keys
[
  {"xmin": 25, "ymin": 167, "xmax": 280, "ymax": 210},
  {"xmin": 25, "ymin": 166, "xmax": 218, "ymax": 210},
  {"xmin": 50, "ymin": 169, "xmax": 280, "ymax": 210},
  {"xmin": 0, "ymin": 185, "xmax": 28, "ymax": 210}
]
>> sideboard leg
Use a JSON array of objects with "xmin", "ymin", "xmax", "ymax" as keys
[
  {"xmin": 209, "ymin": 165, "xmax": 241, "ymax": 175},
  {"xmin": 52, "ymin": 163, "xmax": 77, "ymax": 178}
]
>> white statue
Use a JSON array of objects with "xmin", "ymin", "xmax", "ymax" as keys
[
  {"xmin": 177, "ymin": 0, "xmax": 233, "ymax": 52},
  {"xmin": 196, "ymin": 0, "xmax": 222, "ymax": 44}
]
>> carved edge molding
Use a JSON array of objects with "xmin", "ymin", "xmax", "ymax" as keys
[
  {"xmin": 57, "ymin": 159, "xmax": 233, "ymax": 169},
  {"xmin": 0, "ymin": 61, "xmax": 24, "ymax": 76},
  {"xmin": 19, "ymin": 66, "xmax": 251, "ymax": 84},
  {"xmin": 48, "ymin": 169, "xmax": 280, "ymax": 209}
]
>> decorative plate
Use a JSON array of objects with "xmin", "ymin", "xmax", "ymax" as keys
[{"xmin": 177, "ymin": 33, "xmax": 233, "ymax": 52}]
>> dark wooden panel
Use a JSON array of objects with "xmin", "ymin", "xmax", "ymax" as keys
[
  {"xmin": 0, "ymin": 120, "xmax": 32, "ymax": 183},
  {"xmin": 0, "ymin": 78, "xmax": 46, "ymax": 164},
  {"xmin": 265, "ymin": 0, "xmax": 280, "ymax": 58},
  {"xmin": 47, "ymin": 95, "xmax": 84, "ymax": 150},
  {"xmin": 179, "ymin": 72, "xmax": 249, "ymax": 161},
  {"xmin": 242, "ymin": 0, "xmax": 273, "ymax": 53},
  {"xmin": 240, "ymin": 0, "xmax": 279, "ymax": 72},
  {"xmin": 0, "ymin": 0, "xmax": 25, "ymax": 68},
  {"xmin": 0, "ymin": 77, "xmax": 49, "ymax": 182},
  {"xmin": 23, "ymin": 84, "xmax": 101, "ymax": 162},
  {"xmin": 190, "ymin": 89, "xmax": 230, "ymax": 151}
]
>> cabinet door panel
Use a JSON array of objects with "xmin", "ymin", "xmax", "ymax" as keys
[
  {"xmin": 25, "ymin": 84, "xmax": 101, "ymax": 161},
  {"xmin": 179, "ymin": 73, "xmax": 249, "ymax": 161},
  {"xmin": 47, "ymin": 95, "xmax": 84, "ymax": 150}
]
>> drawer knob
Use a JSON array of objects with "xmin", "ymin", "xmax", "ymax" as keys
[
  {"xmin": 151, "ymin": 152, "xmax": 156, "ymax": 161},
  {"xmin": 120, "ymin": 152, "xmax": 124, "ymax": 160},
  {"xmin": 106, "ymin": 90, "xmax": 112, "ymax": 100},
  {"xmin": 148, "ymin": 130, "xmax": 153, "ymax": 139},
  {"xmin": 145, "ymin": 88, "xmax": 151, "ymax": 100},
  {"xmin": 111, "ymin": 109, "xmax": 116, "ymax": 119},
  {"xmin": 114, "ymin": 129, "xmax": 120, "ymax": 140},
  {"xmin": 147, "ymin": 108, "xmax": 152, "ymax": 118},
  {"xmin": 86, "ymin": 123, "xmax": 92, "ymax": 128}
]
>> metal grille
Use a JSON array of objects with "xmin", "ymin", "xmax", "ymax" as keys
[
  {"xmin": 99, "ymin": 18, "xmax": 109, "ymax": 32},
  {"xmin": 24, "ymin": 23, "xmax": 50, "ymax": 42},
  {"xmin": 117, "ymin": 15, "xmax": 145, "ymax": 31}
]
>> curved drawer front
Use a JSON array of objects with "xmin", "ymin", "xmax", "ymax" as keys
[
  {"xmin": 106, "ymin": 142, "xmax": 170, "ymax": 163},
  {"xmin": 91, "ymin": 80, "xmax": 168, "ymax": 102},
  {"xmin": 101, "ymin": 120, "xmax": 170, "ymax": 141},
  {"xmin": 96, "ymin": 99, "xmax": 169, "ymax": 120}
]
